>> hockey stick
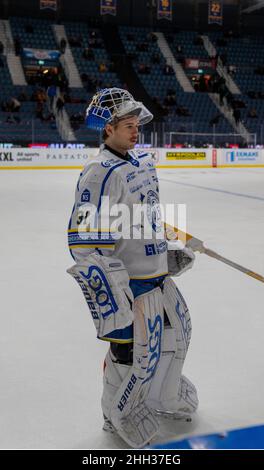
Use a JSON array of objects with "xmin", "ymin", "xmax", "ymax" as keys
[{"xmin": 164, "ymin": 223, "xmax": 264, "ymax": 284}]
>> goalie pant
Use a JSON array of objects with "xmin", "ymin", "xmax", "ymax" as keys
[{"xmin": 102, "ymin": 276, "xmax": 198, "ymax": 424}]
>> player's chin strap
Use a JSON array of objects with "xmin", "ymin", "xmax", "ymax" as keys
[
  {"xmin": 109, "ymin": 287, "xmax": 163, "ymax": 448},
  {"xmin": 146, "ymin": 277, "xmax": 198, "ymax": 417}
]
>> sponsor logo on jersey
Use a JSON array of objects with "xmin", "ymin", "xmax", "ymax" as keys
[
  {"xmin": 129, "ymin": 156, "xmax": 139, "ymax": 167},
  {"xmin": 81, "ymin": 189, "xmax": 90, "ymax": 203},
  {"xmin": 145, "ymin": 241, "xmax": 167, "ymax": 256},
  {"xmin": 146, "ymin": 161, "xmax": 154, "ymax": 168},
  {"xmin": 143, "ymin": 178, "xmax": 151, "ymax": 187},
  {"xmin": 101, "ymin": 158, "xmax": 120, "ymax": 168},
  {"xmin": 129, "ymin": 184, "xmax": 143, "ymax": 193},
  {"xmin": 146, "ymin": 190, "xmax": 162, "ymax": 233},
  {"xmin": 126, "ymin": 171, "xmax": 136, "ymax": 182}
]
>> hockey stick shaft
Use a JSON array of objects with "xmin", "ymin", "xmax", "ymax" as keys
[
  {"xmin": 203, "ymin": 247, "xmax": 264, "ymax": 283},
  {"xmin": 164, "ymin": 223, "xmax": 264, "ymax": 284}
]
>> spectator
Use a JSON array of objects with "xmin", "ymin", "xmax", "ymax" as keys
[
  {"xmin": 68, "ymin": 36, "xmax": 82, "ymax": 47},
  {"xmin": 228, "ymin": 64, "xmax": 236, "ymax": 76},
  {"xmin": 14, "ymin": 36, "xmax": 22, "ymax": 56},
  {"xmin": 193, "ymin": 35, "xmax": 203, "ymax": 46},
  {"xmin": 199, "ymin": 75, "xmax": 208, "ymax": 92},
  {"xmin": 47, "ymin": 84, "xmax": 57, "ymax": 109},
  {"xmin": 60, "ymin": 38, "xmax": 67, "ymax": 53},
  {"xmin": 82, "ymin": 47, "xmax": 94, "ymax": 60},
  {"xmin": 35, "ymin": 102, "xmax": 44, "ymax": 120},
  {"xmin": 136, "ymin": 42, "xmax": 148, "ymax": 52},
  {"xmin": 147, "ymin": 32, "xmax": 157, "ymax": 43},
  {"xmin": 17, "ymin": 90, "xmax": 29, "ymax": 101},
  {"xmin": 98, "ymin": 62, "xmax": 107, "ymax": 73},
  {"xmin": 163, "ymin": 64, "xmax": 174, "ymax": 75},
  {"xmin": 56, "ymin": 96, "xmax": 64, "ymax": 114},
  {"xmin": 138, "ymin": 63, "xmax": 150, "ymax": 74},
  {"xmin": 90, "ymin": 30, "xmax": 98, "ymax": 39},
  {"xmin": 6, "ymin": 114, "xmax": 20, "ymax": 124},
  {"xmin": 233, "ymin": 107, "xmax": 241, "ymax": 125},
  {"xmin": 151, "ymin": 52, "xmax": 160, "ymax": 64},
  {"xmin": 164, "ymin": 94, "xmax": 177, "ymax": 106},
  {"xmin": 10, "ymin": 97, "xmax": 21, "ymax": 112}
]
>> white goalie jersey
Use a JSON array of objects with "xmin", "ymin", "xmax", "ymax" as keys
[{"xmin": 68, "ymin": 145, "xmax": 168, "ymax": 280}]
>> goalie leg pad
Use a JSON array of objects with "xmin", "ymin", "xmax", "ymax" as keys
[
  {"xmin": 146, "ymin": 277, "xmax": 198, "ymax": 415},
  {"xmin": 108, "ymin": 287, "xmax": 164, "ymax": 448},
  {"xmin": 101, "ymin": 349, "xmax": 131, "ymax": 422}
]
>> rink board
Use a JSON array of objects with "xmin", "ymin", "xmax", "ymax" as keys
[{"xmin": 1, "ymin": 147, "xmax": 264, "ymax": 169}]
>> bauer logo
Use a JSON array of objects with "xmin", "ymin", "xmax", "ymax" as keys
[
  {"xmin": 117, "ymin": 374, "xmax": 137, "ymax": 412},
  {"xmin": 225, "ymin": 150, "xmax": 259, "ymax": 163},
  {"xmin": 80, "ymin": 265, "xmax": 118, "ymax": 318},
  {"xmin": 71, "ymin": 272, "xmax": 99, "ymax": 321}
]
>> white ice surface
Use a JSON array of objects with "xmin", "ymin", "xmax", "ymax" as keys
[{"xmin": 0, "ymin": 168, "xmax": 263, "ymax": 449}]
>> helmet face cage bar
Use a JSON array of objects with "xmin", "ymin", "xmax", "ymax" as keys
[{"xmin": 85, "ymin": 87, "xmax": 153, "ymax": 130}]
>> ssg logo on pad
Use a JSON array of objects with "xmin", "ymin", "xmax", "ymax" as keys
[{"xmin": 80, "ymin": 265, "xmax": 118, "ymax": 318}]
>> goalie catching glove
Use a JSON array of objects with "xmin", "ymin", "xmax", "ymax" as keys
[
  {"xmin": 67, "ymin": 253, "xmax": 134, "ymax": 338},
  {"xmin": 167, "ymin": 239, "xmax": 195, "ymax": 277}
]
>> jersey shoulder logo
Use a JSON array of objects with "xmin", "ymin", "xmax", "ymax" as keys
[
  {"xmin": 81, "ymin": 189, "xmax": 90, "ymax": 203},
  {"xmin": 101, "ymin": 158, "xmax": 120, "ymax": 168}
]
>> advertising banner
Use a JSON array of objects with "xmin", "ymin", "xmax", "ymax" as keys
[
  {"xmin": 185, "ymin": 58, "xmax": 217, "ymax": 70},
  {"xmin": 23, "ymin": 48, "xmax": 60, "ymax": 61},
  {"xmin": 40, "ymin": 0, "xmax": 57, "ymax": 10},
  {"xmin": 166, "ymin": 151, "xmax": 206, "ymax": 160},
  {"xmin": 0, "ymin": 148, "xmax": 98, "ymax": 168},
  {"xmin": 208, "ymin": 0, "xmax": 223, "ymax": 25},
  {"xmin": 100, "ymin": 0, "xmax": 117, "ymax": 16},
  {"xmin": 157, "ymin": 0, "xmax": 172, "ymax": 21},
  {"xmin": 224, "ymin": 149, "xmax": 261, "ymax": 164}
]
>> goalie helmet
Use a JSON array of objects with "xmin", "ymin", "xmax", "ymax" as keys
[{"xmin": 85, "ymin": 87, "xmax": 153, "ymax": 130}]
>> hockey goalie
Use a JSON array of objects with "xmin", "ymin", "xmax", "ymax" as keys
[{"xmin": 67, "ymin": 87, "xmax": 198, "ymax": 448}]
